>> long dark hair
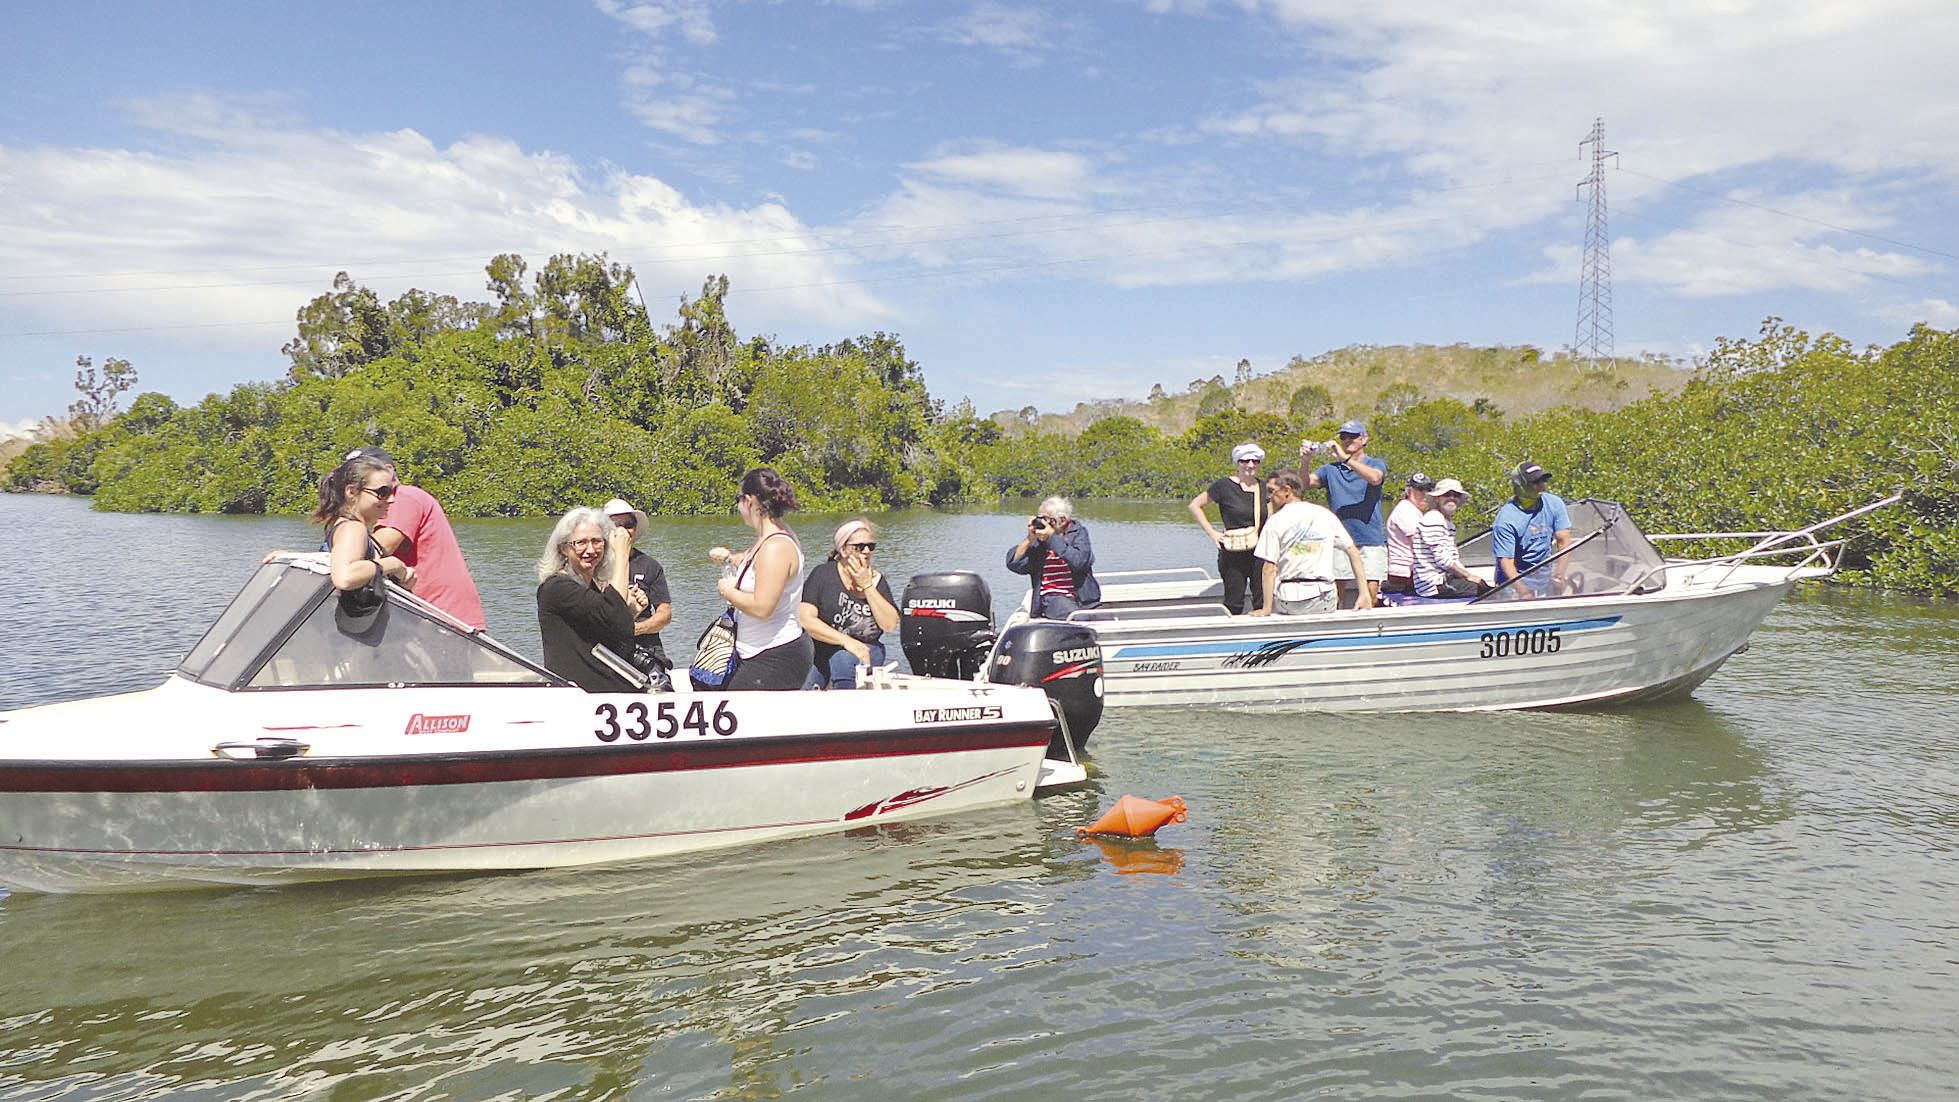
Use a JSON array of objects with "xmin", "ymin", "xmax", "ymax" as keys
[
  {"xmin": 310, "ymin": 455, "xmax": 393, "ymax": 526},
  {"xmin": 740, "ymin": 467, "xmax": 799, "ymax": 519}
]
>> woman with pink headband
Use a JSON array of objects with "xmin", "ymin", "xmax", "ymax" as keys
[{"xmin": 796, "ymin": 518, "xmax": 899, "ymax": 688}]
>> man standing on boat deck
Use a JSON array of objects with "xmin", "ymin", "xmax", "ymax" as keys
[
  {"xmin": 1252, "ymin": 470, "xmax": 1372, "ymax": 616},
  {"xmin": 1007, "ymin": 496, "xmax": 1100, "ymax": 619},
  {"xmin": 1492, "ymin": 461, "xmax": 1573, "ymax": 593},
  {"xmin": 346, "ymin": 446, "xmax": 487, "ymax": 630},
  {"xmin": 1302, "ymin": 418, "xmax": 1388, "ymax": 609}
]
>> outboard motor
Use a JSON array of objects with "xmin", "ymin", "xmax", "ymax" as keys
[
  {"xmin": 901, "ymin": 572, "xmax": 996, "ymax": 680},
  {"xmin": 988, "ymin": 621, "xmax": 1104, "ymax": 756}
]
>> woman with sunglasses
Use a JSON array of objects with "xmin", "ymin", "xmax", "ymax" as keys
[
  {"xmin": 534, "ymin": 506, "xmax": 646, "ymax": 690},
  {"xmin": 798, "ymin": 518, "xmax": 898, "ymax": 689},
  {"xmin": 309, "ymin": 451, "xmax": 417, "ymax": 597},
  {"xmin": 711, "ymin": 467, "xmax": 812, "ymax": 690},
  {"xmin": 1186, "ymin": 441, "xmax": 1268, "ymax": 614}
]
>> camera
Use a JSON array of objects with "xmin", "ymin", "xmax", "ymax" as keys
[{"xmin": 1031, "ymin": 515, "xmax": 1052, "ymax": 532}]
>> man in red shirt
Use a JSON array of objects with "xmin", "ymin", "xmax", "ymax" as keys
[{"xmin": 346, "ymin": 447, "xmax": 487, "ymax": 630}]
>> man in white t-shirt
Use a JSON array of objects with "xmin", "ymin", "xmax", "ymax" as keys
[
  {"xmin": 1383, "ymin": 471, "xmax": 1436, "ymax": 596},
  {"xmin": 1251, "ymin": 470, "xmax": 1373, "ymax": 616}
]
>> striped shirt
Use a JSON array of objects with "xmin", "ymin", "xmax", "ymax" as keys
[
  {"xmin": 1039, "ymin": 549, "xmax": 1077, "ymax": 597},
  {"xmin": 1411, "ymin": 510, "xmax": 1463, "ymax": 597}
]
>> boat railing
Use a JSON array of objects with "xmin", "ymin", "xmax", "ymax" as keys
[
  {"xmin": 1643, "ymin": 536, "xmax": 1845, "ymax": 590},
  {"xmin": 1096, "ymin": 567, "xmax": 1217, "ymax": 585},
  {"xmin": 1645, "ymin": 494, "xmax": 1899, "ymax": 589}
]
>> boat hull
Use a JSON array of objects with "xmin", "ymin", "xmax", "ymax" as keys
[
  {"xmin": 1023, "ymin": 564, "xmax": 1806, "ymax": 713},
  {"xmin": 0, "ymin": 679, "xmax": 1055, "ymax": 893}
]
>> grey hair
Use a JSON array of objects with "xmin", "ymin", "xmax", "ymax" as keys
[
  {"xmin": 536, "ymin": 506, "xmax": 618, "ymax": 582},
  {"xmin": 1039, "ymin": 495, "xmax": 1072, "ymax": 520}
]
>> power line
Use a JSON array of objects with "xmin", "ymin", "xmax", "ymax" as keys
[{"xmin": 1617, "ymin": 166, "xmax": 1959, "ymax": 263}]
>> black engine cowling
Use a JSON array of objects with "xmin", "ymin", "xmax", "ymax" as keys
[
  {"xmin": 900, "ymin": 572, "xmax": 996, "ymax": 681},
  {"xmin": 987, "ymin": 620, "xmax": 1103, "ymax": 754}
]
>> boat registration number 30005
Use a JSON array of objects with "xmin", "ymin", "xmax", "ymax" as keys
[
  {"xmin": 593, "ymin": 700, "xmax": 739, "ymax": 742},
  {"xmin": 1478, "ymin": 628, "xmax": 1562, "ymax": 658}
]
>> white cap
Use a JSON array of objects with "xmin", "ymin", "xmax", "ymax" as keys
[
  {"xmin": 1231, "ymin": 443, "xmax": 1266, "ymax": 463},
  {"xmin": 1429, "ymin": 478, "xmax": 1468, "ymax": 497}
]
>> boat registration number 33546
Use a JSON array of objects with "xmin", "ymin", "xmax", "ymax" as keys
[
  {"xmin": 593, "ymin": 700, "xmax": 739, "ymax": 742},
  {"xmin": 1478, "ymin": 627, "xmax": 1562, "ymax": 658}
]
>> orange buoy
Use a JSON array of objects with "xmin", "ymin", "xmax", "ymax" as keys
[{"xmin": 1076, "ymin": 794, "xmax": 1187, "ymax": 838}]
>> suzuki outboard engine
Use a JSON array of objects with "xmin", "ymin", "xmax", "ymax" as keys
[
  {"xmin": 987, "ymin": 620, "xmax": 1104, "ymax": 755},
  {"xmin": 901, "ymin": 572, "xmax": 996, "ymax": 680}
]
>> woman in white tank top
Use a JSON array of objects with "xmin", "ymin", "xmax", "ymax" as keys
[{"xmin": 713, "ymin": 467, "xmax": 813, "ymax": 690}]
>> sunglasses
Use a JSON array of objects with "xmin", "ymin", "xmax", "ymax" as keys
[
  {"xmin": 1237, "ymin": 457, "xmax": 1262, "ymax": 465},
  {"xmin": 848, "ymin": 541, "xmax": 877, "ymax": 552},
  {"xmin": 361, "ymin": 484, "xmax": 399, "ymax": 500}
]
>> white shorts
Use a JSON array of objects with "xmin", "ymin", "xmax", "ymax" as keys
[{"xmin": 1332, "ymin": 545, "xmax": 1388, "ymax": 582}]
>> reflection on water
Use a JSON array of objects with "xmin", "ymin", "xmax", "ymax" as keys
[{"xmin": 4, "ymin": 493, "xmax": 1958, "ymax": 1099}]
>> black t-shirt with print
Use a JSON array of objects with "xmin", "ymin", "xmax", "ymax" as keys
[{"xmin": 800, "ymin": 559, "xmax": 894, "ymax": 668}]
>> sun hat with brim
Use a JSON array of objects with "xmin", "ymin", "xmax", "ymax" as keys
[
  {"xmin": 602, "ymin": 497, "xmax": 650, "ymax": 534},
  {"xmin": 1430, "ymin": 478, "xmax": 1468, "ymax": 497}
]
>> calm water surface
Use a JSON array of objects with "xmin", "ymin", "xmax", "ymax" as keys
[{"xmin": 2, "ymin": 493, "xmax": 1955, "ymax": 1100}]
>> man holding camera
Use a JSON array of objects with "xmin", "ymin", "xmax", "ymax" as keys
[
  {"xmin": 1300, "ymin": 418, "xmax": 1388, "ymax": 608},
  {"xmin": 1006, "ymin": 496, "xmax": 1101, "ymax": 619}
]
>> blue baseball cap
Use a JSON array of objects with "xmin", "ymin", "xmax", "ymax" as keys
[{"xmin": 1338, "ymin": 419, "xmax": 1367, "ymax": 436}]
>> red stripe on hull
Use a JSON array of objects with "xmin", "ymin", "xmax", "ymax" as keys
[{"xmin": 0, "ymin": 723, "xmax": 1051, "ymax": 794}]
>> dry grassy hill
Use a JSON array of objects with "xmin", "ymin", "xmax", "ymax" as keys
[{"xmin": 993, "ymin": 343, "xmax": 1691, "ymax": 435}]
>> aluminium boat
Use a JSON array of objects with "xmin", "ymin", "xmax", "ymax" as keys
[
  {"xmin": 990, "ymin": 498, "xmax": 1890, "ymax": 712},
  {"xmin": 0, "ymin": 554, "xmax": 1089, "ymax": 894}
]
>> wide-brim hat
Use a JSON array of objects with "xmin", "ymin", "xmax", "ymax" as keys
[{"xmin": 602, "ymin": 497, "xmax": 651, "ymax": 535}]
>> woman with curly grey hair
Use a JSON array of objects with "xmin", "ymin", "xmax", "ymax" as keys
[{"xmin": 535, "ymin": 506, "xmax": 647, "ymax": 690}]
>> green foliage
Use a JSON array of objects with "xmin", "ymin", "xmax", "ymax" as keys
[
  {"xmin": 9, "ymin": 289, "xmax": 1957, "ymax": 599},
  {"xmin": 8, "ymin": 257, "xmax": 962, "ymax": 520}
]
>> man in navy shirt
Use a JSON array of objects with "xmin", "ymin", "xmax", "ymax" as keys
[
  {"xmin": 1301, "ymin": 418, "xmax": 1387, "ymax": 608},
  {"xmin": 1491, "ymin": 461, "xmax": 1573, "ymax": 592}
]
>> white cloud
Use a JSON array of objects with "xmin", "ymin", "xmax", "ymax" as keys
[
  {"xmin": 936, "ymin": 3, "xmax": 1059, "ymax": 65},
  {"xmin": 595, "ymin": 0, "xmax": 718, "ymax": 44},
  {"xmin": 1523, "ymin": 191, "xmax": 1935, "ymax": 296},
  {"xmin": 1878, "ymin": 297, "xmax": 1959, "ymax": 328},
  {"xmin": 909, "ymin": 145, "xmax": 1104, "ymax": 199},
  {"xmin": 0, "ymin": 419, "xmax": 43, "ymax": 442},
  {"xmin": 0, "ymin": 94, "xmax": 891, "ymax": 361}
]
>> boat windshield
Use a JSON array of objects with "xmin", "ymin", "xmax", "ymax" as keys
[
  {"xmin": 178, "ymin": 559, "xmax": 557, "ymax": 690},
  {"xmin": 1459, "ymin": 498, "xmax": 1669, "ymax": 601}
]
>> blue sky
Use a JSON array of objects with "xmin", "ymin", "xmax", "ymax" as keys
[{"xmin": 3, "ymin": 0, "xmax": 1955, "ymax": 436}]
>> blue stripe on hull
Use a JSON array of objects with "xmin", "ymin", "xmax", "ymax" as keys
[{"xmin": 1106, "ymin": 616, "xmax": 1623, "ymax": 661}]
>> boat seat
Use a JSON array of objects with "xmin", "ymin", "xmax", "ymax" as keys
[{"xmin": 1070, "ymin": 597, "xmax": 1231, "ymax": 622}]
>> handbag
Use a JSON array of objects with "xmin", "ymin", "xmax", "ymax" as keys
[
  {"xmin": 690, "ymin": 546, "xmax": 761, "ymax": 690},
  {"xmin": 688, "ymin": 609, "xmax": 739, "ymax": 690},
  {"xmin": 1219, "ymin": 478, "xmax": 1263, "ymax": 552}
]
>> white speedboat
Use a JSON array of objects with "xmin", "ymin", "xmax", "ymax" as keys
[
  {"xmin": 0, "ymin": 555, "xmax": 1089, "ymax": 894},
  {"xmin": 987, "ymin": 498, "xmax": 1891, "ymax": 713}
]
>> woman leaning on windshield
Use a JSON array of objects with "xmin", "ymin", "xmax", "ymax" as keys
[
  {"xmin": 1187, "ymin": 441, "xmax": 1268, "ymax": 614},
  {"xmin": 310, "ymin": 452, "xmax": 417, "ymax": 595}
]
